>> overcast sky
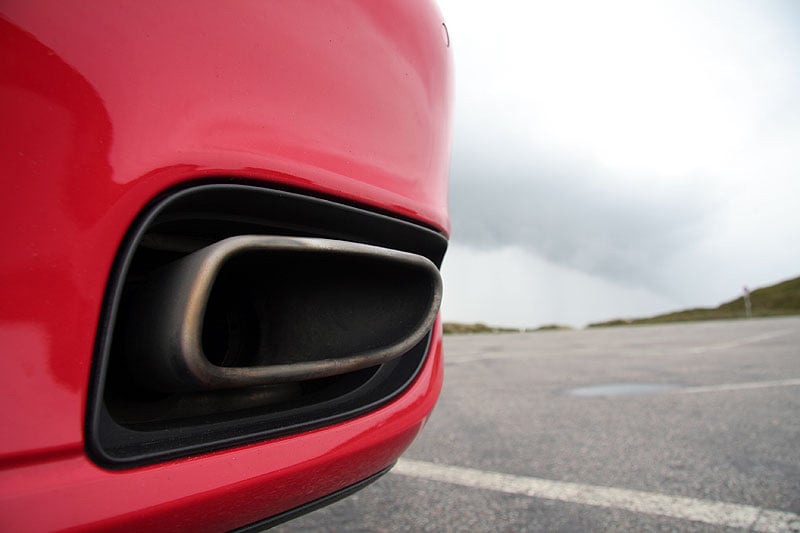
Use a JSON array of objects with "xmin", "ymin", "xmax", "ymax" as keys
[{"xmin": 437, "ymin": 0, "xmax": 800, "ymax": 328}]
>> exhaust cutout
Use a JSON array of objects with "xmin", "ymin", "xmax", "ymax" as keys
[{"xmin": 124, "ymin": 236, "xmax": 442, "ymax": 392}]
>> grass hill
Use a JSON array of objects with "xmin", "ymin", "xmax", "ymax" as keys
[
  {"xmin": 442, "ymin": 322, "xmax": 519, "ymax": 335},
  {"xmin": 589, "ymin": 275, "xmax": 800, "ymax": 328},
  {"xmin": 442, "ymin": 322, "xmax": 574, "ymax": 335}
]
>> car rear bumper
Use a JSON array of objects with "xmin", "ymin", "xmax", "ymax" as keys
[
  {"xmin": 0, "ymin": 1, "xmax": 450, "ymax": 529},
  {"xmin": 0, "ymin": 321, "xmax": 442, "ymax": 532}
]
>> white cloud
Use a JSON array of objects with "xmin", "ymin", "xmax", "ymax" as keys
[
  {"xmin": 441, "ymin": 243, "xmax": 679, "ymax": 328},
  {"xmin": 438, "ymin": 0, "xmax": 800, "ymax": 325}
]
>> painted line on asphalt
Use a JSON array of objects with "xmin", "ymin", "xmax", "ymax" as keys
[
  {"xmin": 675, "ymin": 378, "xmax": 800, "ymax": 395},
  {"xmin": 686, "ymin": 328, "xmax": 795, "ymax": 354},
  {"xmin": 393, "ymin": 459, "xmax": 800, "ymax": 532}
]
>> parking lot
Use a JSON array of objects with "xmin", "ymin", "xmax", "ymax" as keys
[{"xmin": 278, "ymin": 317, "xmax": 800, "ymax": 532}]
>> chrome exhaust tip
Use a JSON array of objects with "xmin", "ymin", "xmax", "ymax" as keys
[{"xmin": 124, "ymin": 236, "xmax": 442, "ymax": 392}]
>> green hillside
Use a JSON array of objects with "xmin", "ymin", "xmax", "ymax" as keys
[
  {"xmin": 442, "ymin": 322, "xmax": 519, "ymax": 335},
  {"xmin": 589, "ymin": 275, "xmax": 800, "ymax": 328},
  {"xmin": 442, "ymin": 322, "xmax": 574, "ymax": 335}
]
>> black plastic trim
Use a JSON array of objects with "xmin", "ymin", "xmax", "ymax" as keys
[
  {"xmin": 86, "ymin": 182, "xmax": 447, "ymax": 468},
  {"xmin": 232, "ymin": 464, "xmax": 392, "ymax": 531}
]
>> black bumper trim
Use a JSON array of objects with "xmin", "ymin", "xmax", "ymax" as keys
[{"xmin": 233, "ymin": 464, "xmax": 393, "ymax": 531}]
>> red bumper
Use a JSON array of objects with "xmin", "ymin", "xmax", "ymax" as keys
[{"xmin": 0, "ymin": 0, "xmax": 451, "ymax": 529}]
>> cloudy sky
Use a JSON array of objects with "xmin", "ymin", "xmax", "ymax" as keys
[{"xmin": 437, "ymin": 0, "xmax": 800, "ymax": 328}]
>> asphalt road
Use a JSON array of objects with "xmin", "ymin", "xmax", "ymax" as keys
[{"xmin": 276, "ymin": 316, "xmax": 800, "ymax": 532}]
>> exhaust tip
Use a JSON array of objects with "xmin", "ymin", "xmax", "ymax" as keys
[
  {"xmin": 125, "ymin": 236, "xmax": 442, "ymax": 392},
  {"xmin": 88, "ymin": 183, "xmax": 447, "ymax": 466}
]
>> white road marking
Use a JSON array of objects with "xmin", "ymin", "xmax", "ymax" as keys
[
  {"xmin": 686, "ymin": 328, "xmax": 795, "ymax": 354},
  {"xmin": 676, "ymin": 378, "xmax": 800, "ymax": 395},
  {"xmin": 393, "ymin": 459, "xmax": 800, "ymax": 532}
]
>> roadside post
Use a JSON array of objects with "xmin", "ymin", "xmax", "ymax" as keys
[{"xmin": 743, "ymin": 286, "xmax": 752, "ymax": 318}]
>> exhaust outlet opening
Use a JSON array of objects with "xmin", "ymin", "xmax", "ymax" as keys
[
  {"xmin": 126, "ymin": 237, "xmax": 441, "ymax": 393},
  {"xmin": 201, "ymin": 280, "xmax": 268, "ymax": 368},
  {"xmin": 87, "ymin": 184, "xmax": 447, "ymax": 466}
]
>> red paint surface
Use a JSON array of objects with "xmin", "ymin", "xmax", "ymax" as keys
[
  {"xmin": 0, "ymin": 1, "xmax": 450, "ymax": 530},
  {"xmin": 0, "ymin": 328, "xmax": 443, "ymax": 532}
]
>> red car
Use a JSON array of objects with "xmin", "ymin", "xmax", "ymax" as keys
[{"xmin": 0, "ymin": 1, "xmax": 452, "ymax": 530}]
